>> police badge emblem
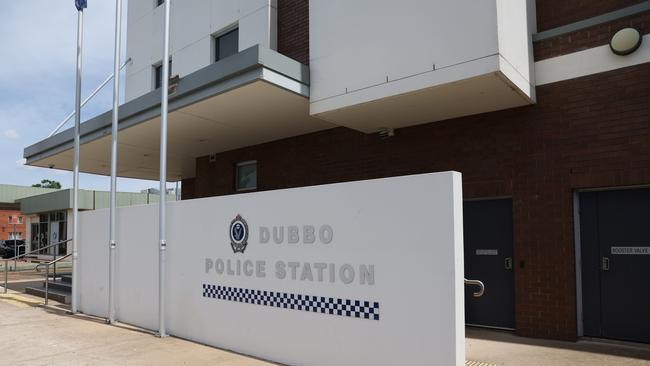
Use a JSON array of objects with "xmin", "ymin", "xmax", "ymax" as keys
[{"xmin": 229, "ymin": 214, "xmax": 249, "ymax": 253}]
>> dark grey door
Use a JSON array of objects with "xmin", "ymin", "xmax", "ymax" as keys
[
  {"xmin": 580, "ymin": 188, "xmax": 650, "ymax": 344},
  {"xmin": 464, "ymin": 199, "xmax": 515, "ymax": 329}
]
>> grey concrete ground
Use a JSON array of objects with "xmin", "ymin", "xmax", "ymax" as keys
[
  {"xmin": 0, "ymin": 291, "xmax": 276, "ymax": 366},
  {"xmin": 0, "ymin": 286, "xmax": 649, "ymax": 365},
  {"xmin": 466, "ymin": 327, "xmax": 650, "ymax": 366}
]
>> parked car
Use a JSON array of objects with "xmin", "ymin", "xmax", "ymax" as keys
[{"xmin": 0, "ymin": 240, "xmax": 26, "ymax": 259}]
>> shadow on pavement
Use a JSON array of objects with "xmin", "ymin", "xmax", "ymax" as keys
[{"xmin": 466, "ymin": 327, "xmax": 650, "ymax": 361}]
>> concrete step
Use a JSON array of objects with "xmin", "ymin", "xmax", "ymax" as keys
[
  {"xmin": 25, "ymin": 286, "xmax": 70, "ymax": 304},
  {"xmin": 60, "ymin": 274, "xmax": 72, "ymax": 284},
  {"xmin": 41, "ymin": 281, "xmax": 71, "ymax": 292}
]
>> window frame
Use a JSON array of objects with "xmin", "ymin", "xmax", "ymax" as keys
[
  {"xmin": 235, "ymin": 160, "xmax": 257, "ymax": 192},
  {"xmin": 213, "ymin": 27, "xmax": 239, "ymax": 63},
  {"xmin": 153, "ymin": 60, "xmax": 172, "ymax": 90}
]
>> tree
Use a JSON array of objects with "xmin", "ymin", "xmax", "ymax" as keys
[{"xmin": 32, "ymin": 179, "xmax": 62, "ymax": 189}]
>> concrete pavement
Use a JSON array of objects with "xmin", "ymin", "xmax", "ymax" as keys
[
  {"xmin": 466, "ymin": 327, "xmax": 650, "ymax": 366},
  {"xmin": 0, "ymin": 289, "xmax": 649, "ymax": 365},
  {"xmin": 0, "ymin": 291, "xmax": 275, "ymax": 366}
]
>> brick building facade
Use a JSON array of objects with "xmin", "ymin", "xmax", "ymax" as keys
[
  {"xmin": 180, "ymin": 1, "xmax": 650, "ymax": 341},
  {"xmin": 0, "ymin": 209, "xmax": 25, "ymax": 241},
  {"xmin": 22, "ymin": 0, "xmax": 650, "ymax": 345}
]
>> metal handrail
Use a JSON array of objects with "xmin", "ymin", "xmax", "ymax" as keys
[
  {"xmin": 35, "ymin": 255, "xmax": 71, "ymax": 273},
  {"xmin": 44, "ymin": 253, "xmax": 72, "ymax": 306},
  {"xmin": 4, "ymin": 239, "xmax": 72, "ymax": 262},
  {"xmin": 465, "ymin": 278, "xmax": 485, "ymax": 297},
  {"xmin": 3, "ymin": 238, "xmax": 72, "ymax": 294}
]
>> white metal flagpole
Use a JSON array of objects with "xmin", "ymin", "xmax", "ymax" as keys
[
  {"xmin": 108, "ymin": 0, "xmax": 123, "ymax": 325},
  {"xmin": 158, "ymin": 0, "xmax": 171, "ymax": 338},
  {"xmin": 71, "ymin": 0, "xmax": 86, "ymax": 314}
]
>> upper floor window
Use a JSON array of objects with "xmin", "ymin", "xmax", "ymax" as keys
[
  {"xmin": 215, "ymin": 28, "xmax": 239, "ymax": 62},
  {"xmin": 8, "ymin": 216, "xmax": 12, "ymax": 224},
  {"xmin": 235, "ymin": 160, "xmax": 257, "ymax": 192},
  {"xmin": 154, "ymin": 60, "xmax": 172, "ymax": 90}
]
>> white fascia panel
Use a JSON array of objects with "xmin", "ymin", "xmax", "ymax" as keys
[
  {"xmin": 310, "ymin": 55, "xmax": 500, "ymax": 116},
  {"xmin": 261, "ymin": 69, "xmax": 310, "ymax": 97},
  {"xmin": 124, "ymin": 67, "xmax": 153, "ymax": 103},
  {"xmin": 171, "ymin": 0, "xmax": 211, "ymax": 53},
  {"xmin": 210, "ymin": 0, "xmax": 239, "ymax": 33},
  {"xmin": 239, "ymin": 5, "xmax": 274, "ymax": 51},
  {"xmin": 174, "ymin": 36, "xmax": 212, "ymax": 79},
  {"xmin": 496, "ymin": 0, "xmax": 535, "ymax": 100},
  {"xmin": 498, "ymin": 56, "xmax": 536, "ymax": 103},
  {"xmin": 536, "ymin": 34, "xmax": 650, "ymax": 86}
]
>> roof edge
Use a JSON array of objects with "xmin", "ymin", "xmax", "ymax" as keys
[{"xmin": 24, "ymin": 45, "xmax": 310, "ymax": 163}]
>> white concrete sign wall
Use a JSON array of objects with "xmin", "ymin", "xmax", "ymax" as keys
[{"xmin": 78, "ymin": 172, "xmax": 465, "ymax": 366}]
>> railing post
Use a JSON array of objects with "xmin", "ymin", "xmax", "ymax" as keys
[
  {"xmin": 45, "ymin": 264, "xmax": 49, "ymax": 306},
  {"xmin": 4, "ymin": 260, "xmax": 7, "ymax": 294}
]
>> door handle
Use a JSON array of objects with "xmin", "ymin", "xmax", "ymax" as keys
[
  {"xmin": 602, "ymin": 256, "xmax": 610, "ymax": 271},
  {"xmin": 505, "ymin": 257, "xmax": 513, "ymax": 270},
  {"xmin": 464, "ymin": 278, "xmax": 485, "ymax": 297}
]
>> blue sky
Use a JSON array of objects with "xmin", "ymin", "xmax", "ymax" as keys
[{"xmin": 0, "ymin": 1, "xmax": 162, "ymax": 192}]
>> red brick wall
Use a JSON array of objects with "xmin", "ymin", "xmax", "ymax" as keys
[
  {"xmin": 181, "ymin": 178, "xmax": 196, "ymax": 200},
  {"xmin": 535, "ymin": 11, "xmax": 650, "ymax": 60},
  {"xmin": 277, "ymin": 0, "xmax": 310, "ymax": 64},
  {"xmin": 187, "ymin": 62, "xmax": 650, "ymax": 340},
  {"xmin": 0, "ymin": 210, "xmax": 26, "ymax": 241},
  {"xmin": 536, "ymin": 0, "xmax": 647, "ymax": 31}
]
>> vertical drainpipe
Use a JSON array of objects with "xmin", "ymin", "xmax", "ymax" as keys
[
  {"xmin": 108, "ymin": 0, "xmax": 123, "ymax": 325},
  {"xmin": 158, "ymin": 0, "xmax": 171, "ymax": 338}
]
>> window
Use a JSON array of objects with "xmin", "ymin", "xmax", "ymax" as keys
[
  {"xmin": 235, "ymin": 161, "xmax": 257, "ymax": 191},
  {"xmin": 8, "ymin": 216, "xmax": 12, "ymax": 224},
  {"xmin": 18, "ymin": 216, "xmax": 23, "ymax": 224},
  {"xmin": 154, "ymin": 60, "xmax": 172, "ymax": 90},
  {"xmin": 215, "ymin": 28, "xmax": 239, "ymax": 62},
  {"xmin": 156, "ymin": 0, "xmax": 164, "ymax": 7}
]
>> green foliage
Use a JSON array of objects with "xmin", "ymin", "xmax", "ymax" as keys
[{"xmin": 32, "ymin": 179, "xmax": 62, "ymax": 189}]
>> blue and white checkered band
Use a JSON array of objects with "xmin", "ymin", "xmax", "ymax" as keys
[
  {"xmin": 229, "ymin": 214, "xmax": 249, "ymax": 253},
  {"xmin": 202, "ymin": 284, "xmax": 380, "ymax": 321}
]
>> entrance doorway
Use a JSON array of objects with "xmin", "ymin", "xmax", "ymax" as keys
[
  {"xmin": 31, "ymin": 211, "xmax": 68, "ymax": 256},
  {"xmin": 579, "ymin": 188, "xmax": 650, "ymax": 344},
  {"xmin": 463, "ymin": 198, "xmax": 515, "ymax": 329}
]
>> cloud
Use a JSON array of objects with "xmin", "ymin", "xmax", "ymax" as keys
[
  {"xmin": 15, "ymin": 158, "xmax": 35, "ymax": 171},
  {"xmin": 4, "ymin": 129, "xmax": 19, "ymax": 139}
]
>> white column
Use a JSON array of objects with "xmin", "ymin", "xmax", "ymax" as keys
[
  {"xmin": 71, "ymin": 7, "xmax": 84, "ymax": 315},
  {"xmin": 158, "ymin": 0, "xmax": 171, "ymax": 338},
  {"xmin": 108, "ymin": 0, "xmax": 123, "ymax": 325}
]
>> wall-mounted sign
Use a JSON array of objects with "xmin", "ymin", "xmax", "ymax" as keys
[
  {"xmin": 611, "ymin": 246, "xmax": 650, "ymax": 255},
  {"xmin": 78, "ymin": 172, "xmax": 465, "ymax": 366}
]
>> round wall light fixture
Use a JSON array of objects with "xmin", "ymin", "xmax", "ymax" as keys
[{"xmin": 609, "ymin": 27, "xmax": 643, "ymax": 56}]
